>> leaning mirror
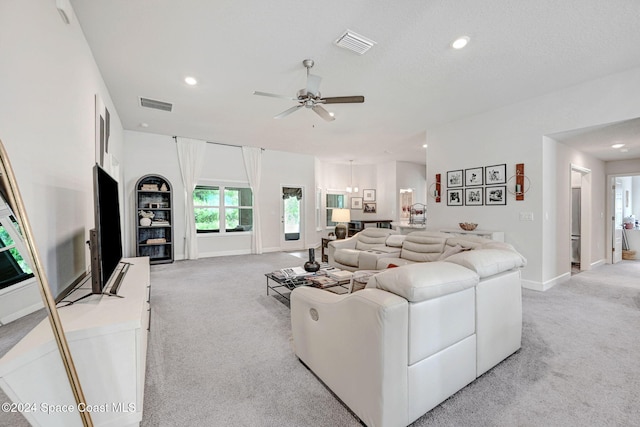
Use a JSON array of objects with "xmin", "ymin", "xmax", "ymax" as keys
[{"xmin": 0, "ymin": 139, "xmax": 91, "ymax": 426}]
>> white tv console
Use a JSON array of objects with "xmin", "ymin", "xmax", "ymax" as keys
[{"xmin": 0, "ymin": 257, "xmax": 150, "ymax": 427}]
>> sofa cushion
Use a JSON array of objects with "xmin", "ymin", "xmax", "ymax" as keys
[
  {"xmin": 385, "ymin": 234, "xmax": 406, "ymax": 248},
  {"xmin": 444, "ymin": 235, "xmax": 489, "ymax": 250},
  {"xmin": 444, "ymin": 249, "xmax": 527, "ymax": 278},
  {"xmin": 367, "ymin": 262, "xmax": 479, "ymax": 302},
  {"xmin": 400, "ymin": 233, "xmax": 447, "ymax": 262},
  {"xmin": 334, "ymin": 248, "xmax": 361, "ymax": 267},
  {"xmin": 437, "ymin": 244, "xmax": 465, "ymax": 260},
  {"xmin": 354, "ymin": 229, "xmax": 396, "ymax": 250},
  {"xmin": 377, "ymin": 258, "xmax": 415, "ymax": 269}
]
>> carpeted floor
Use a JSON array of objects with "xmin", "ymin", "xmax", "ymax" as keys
[
  {"xmin": 1, "ymin": 256, "xmax": 639, "ymax": 426},
  {"xmin": 140, "ymin": 255, "xmax": 640, "ymax": 427}
]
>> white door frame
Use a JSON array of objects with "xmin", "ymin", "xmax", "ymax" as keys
[
  {"xmin": 606, "ymin": 175, "xmax": 625, "ymax": 264},
  {"xmin": 570, "ymin": 164, "xmax": 591, "ymax": 271},
  {"xmin": 280, "ymin": 185, "xmax": 305, "ymax": 251}
]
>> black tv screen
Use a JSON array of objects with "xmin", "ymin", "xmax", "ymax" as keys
[{"xmin": 92, "ymin": 164, "xmax": 123, "ymax": 293}]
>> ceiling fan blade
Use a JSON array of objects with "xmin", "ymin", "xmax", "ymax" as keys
[
  {"xmin": 321, "ymin": 96, "xmax": 365, "ymax": 104},
  {"xmin": 306, "ymin": 74, "xmax": 322, "ymax": 96},
  {"xmin": 274, "ymin": 104, "xmax": 303, "ymax": 119},
  {"xmin": 312, "ymin": 105, "xmax": 335, "ymax": 122},
  {"xmin": 253, "ymin": 91, "xmax": 297, "ymax": 101}
]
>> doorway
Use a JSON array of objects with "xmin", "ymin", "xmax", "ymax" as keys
[
  {"xmin": 570, "ymin": 164, "xmax": 591, "ymax": 273},
  {"xmin": 608, "ymin": 174, "xmax": 640, "ymax": 263},
  {"xmin": 281, "ymin": 186, "xmax": 304, "ymax": 250}
]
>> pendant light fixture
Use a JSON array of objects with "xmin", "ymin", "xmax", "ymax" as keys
[{"xmin": 346, "ymin": 160, "xmax": 358, "ymax": 193}]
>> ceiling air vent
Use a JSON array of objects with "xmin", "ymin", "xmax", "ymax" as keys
[
  {"xmin": 139, "ymin": 97, "xmax": 173, "ymax": 112},
  {"xmin": 334, "ymin": 30, "xmax": 376, "ymax": 55}
]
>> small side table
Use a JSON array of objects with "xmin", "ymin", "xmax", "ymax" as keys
[{"xmin": 321, "ymin": 238, "xmax": 332, "ymax": 262}]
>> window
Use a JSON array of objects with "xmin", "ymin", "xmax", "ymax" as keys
[
  {"xmin": 326, "ymin": 193, "xmax": 346, "ymax": 227},
  {"xmin": 0, "ymin": 215, "xmax": 34, "ymax": 290},
  {"xmin": 194, "ymin": 185, "xmax": 253, "ymax": 233}
]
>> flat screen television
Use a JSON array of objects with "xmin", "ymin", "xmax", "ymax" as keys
[{"xmin": 91, "ymin": 163, "xmax": 123, "ymax": 294}]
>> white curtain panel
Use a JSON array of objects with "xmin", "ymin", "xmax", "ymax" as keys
[
  {"xmin": 176, "ymin": 137, "xmax": 206, "ymax": 260},
  {"xmin": 241, "ymin": 146, "xmax": 263, "ymax": 254}
]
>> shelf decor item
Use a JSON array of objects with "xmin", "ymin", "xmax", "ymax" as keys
[
  {"xmin": 459, "ymin": 222, "xmax": 478, "ymax": 231},
  {"xmin": 304, "ymin": 248, "xmax": 321, "ymax": 273}
]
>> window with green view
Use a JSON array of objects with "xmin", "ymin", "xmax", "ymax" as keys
[
  {"xmin": 194, "ymin": 185, "xmax": 253, "ymax": 233},
  {"xmin": 326, "ymin": 193, "xmax": 346, "ymax": 227},
  {"xmin": 0, "ymin": 216, "xmax": 34, "ymax": 290}
]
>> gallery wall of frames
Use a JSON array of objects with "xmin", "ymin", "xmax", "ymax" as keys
[{"xmin": 445, "ymin": 164, "xmax": 507, "ymax": 206}]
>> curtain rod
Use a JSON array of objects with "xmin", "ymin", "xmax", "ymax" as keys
[{"xmin": 172, "ymin": 136, "xmax": 264, "ymax": 151}]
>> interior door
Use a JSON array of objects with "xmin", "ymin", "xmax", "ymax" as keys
[
  {"xmin": 612, "ymin": 178, "xmax": 623, "ymax": 263},
  {"xmin": 281, "ymin": 186, "xmax": 304, "ymax": 250}
]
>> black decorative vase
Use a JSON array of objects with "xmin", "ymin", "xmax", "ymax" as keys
[{"xmin": 304, "ymin": 248, "xmax": 321, "ymax": 273}]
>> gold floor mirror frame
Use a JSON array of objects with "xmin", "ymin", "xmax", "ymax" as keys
[{"xmin": 0, "ymin": 140, "xmax": 93, "ymax": 427}]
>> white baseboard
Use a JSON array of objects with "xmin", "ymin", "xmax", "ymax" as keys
[
  {"xmin": 522, "ymin": 272, "xmax": 571, "ymax": 292},
  {"xmin": 198, "ymin": 249, "xmax": 252, "ymax": 258},
  {"xmin": 590, "ymin": 258, "xmax": 606, "ymax": 268}
]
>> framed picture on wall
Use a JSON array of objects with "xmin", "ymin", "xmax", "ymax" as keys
[
  {"xmin": 447, "ymin": 189, "xmax": 463, "ymax": 206},
  {"xmin": 485, "ymin": 186, "xmax": 507, "ymax": 205},
  {"xmin": 351, "ymin": 197, "xmax": 363, "ymax": 210},
  {"xmin": 363, "ymin": 202, "xmax": 377, "ymax": 213},
  {"xmin": 485, "ymin": 164, "xmax": 506, "ymax": 185},
  {"xmin": 465, "ymin": 188, "xmax": 483, "ymax": 206},
  {"xmin": 464, "ymin": 167, "xmax": 483, "ymax": 186},
  {"xmin": 447, "ymin": 170, "xmax": 463, "ymax": 188},
  {"xmin": 363, "ymin": 189, "xmax": 376, "ymax": 202},
  {"xmin": 95, "ymin": 93, "xmax": 110, "ymax": 168}
]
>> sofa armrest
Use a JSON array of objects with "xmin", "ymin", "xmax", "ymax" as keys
[
  {"xmin": 327, "ymin": 237, "xmax": 357, "ymax": 264},
  {"xmin": 291, "ymin": 287, "xmax": 409, "ymax": 427}
]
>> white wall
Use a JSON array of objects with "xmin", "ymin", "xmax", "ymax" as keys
[
  {"xmin": 0, "ymin": 0, "xmax": 123, "ymax": 298},
  {"xmin": 315, "ymin": 160, "xmax": 426, "ymax": 226},
  {"xmin": 426, "ymin": 66, "xmax": 640, "ymax": 290},
  {"xmin": 123, "ymin": 131, "xmax": 317, "ymax": 258}
]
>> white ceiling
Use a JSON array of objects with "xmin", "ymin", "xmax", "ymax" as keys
[{"xmin": 69, "ymin": 0, "xmax": 640, "ymax": 165}]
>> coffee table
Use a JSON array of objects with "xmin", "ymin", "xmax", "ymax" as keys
[{"xmin": 265, "ymin": 268, "xmax": 351, "ymax": 301}]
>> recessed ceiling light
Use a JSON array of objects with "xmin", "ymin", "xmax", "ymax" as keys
[
  {"xmin": 140, "ymin": 122, "xmax": 149, "ymax": 128},
  {"xmin": 611, "ymin": 143, "xmax": 625, "ymax": 149},
  {"xmin": 184, "ymin": 76, "xmax": 198, "ymax": 86},
  {"xmin": 329, "ymin": 112, "xmax": 335, "ymax": 117},
  {"xmin": 422, "ymin": 144, "xmax": 428, "ymax": 148},
  {"xmin": 451, "ymin": 36, "xmax": 470, "ymax": 50}
]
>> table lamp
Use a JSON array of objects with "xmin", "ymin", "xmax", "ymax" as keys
[{"xmin": 331, "ymin": 208, "xmax": 351, "ymax": 239}]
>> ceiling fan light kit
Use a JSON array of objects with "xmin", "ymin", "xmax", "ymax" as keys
[{"xmin": 254, "ymin": 59, "xmax": 364, "ymax": 122}]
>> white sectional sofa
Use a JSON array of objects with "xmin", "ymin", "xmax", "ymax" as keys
[
  {"xmin": 291, "ymin": 243, "xmax": 527, "ymax": 427},
  {"xmin": 328, "ymin": 228, "xmax": 404, "ymax": 271}
]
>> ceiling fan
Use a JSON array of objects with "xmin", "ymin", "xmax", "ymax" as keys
[{"xmin": 253, "ymin": 59, "xmax": 364, "ymax": 122}]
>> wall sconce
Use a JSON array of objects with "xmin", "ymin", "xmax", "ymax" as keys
[
  {"xmin": 428, "ymin": 174, "xmax": 442, "ymax": 203},
  {"xmin": 507, "ymin": 163, "xmax": 529, "ymax": 200}
]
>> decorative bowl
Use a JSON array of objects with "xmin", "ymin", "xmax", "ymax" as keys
[{"xmin": 459, "ymin": 222, "xmax": 478, "ymax": 231}]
